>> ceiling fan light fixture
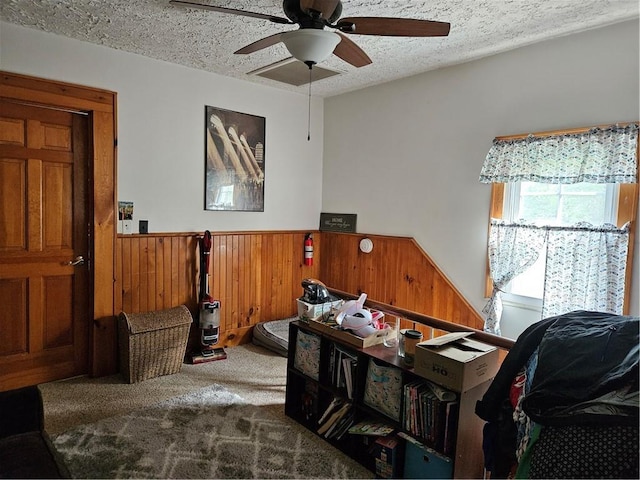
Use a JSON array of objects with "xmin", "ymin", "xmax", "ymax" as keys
[{"xmin": 281, "ymin": 29, "xmax": 340, "ymax": 65}]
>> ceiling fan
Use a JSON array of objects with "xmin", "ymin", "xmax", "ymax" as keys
[{"xmin": 169, "ymin": 0, "xmax": 450, "ymax": 68}]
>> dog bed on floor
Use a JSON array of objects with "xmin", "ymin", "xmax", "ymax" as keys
[{"xmin": 252, "ymin": 317, "xmax": 297, "ymax": 357}]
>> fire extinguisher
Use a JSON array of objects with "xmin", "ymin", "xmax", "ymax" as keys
[{"xmin": 304, "ymin": 233, "xmax": 314, "ymax": 266}]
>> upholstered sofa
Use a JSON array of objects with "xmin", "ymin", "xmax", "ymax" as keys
[{"xmin": 0, "ymin": 385, "xmax": 69, "ymax": 478}]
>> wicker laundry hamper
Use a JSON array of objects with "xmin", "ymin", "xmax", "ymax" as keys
[{"xmin": 118, "ymin": 305, "xmax": 193, "ymax": 384}]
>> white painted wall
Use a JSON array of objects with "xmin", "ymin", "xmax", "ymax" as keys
[
  {"xmin": 323, "ymin": 20, "xmax": 640, "ymax": 339},
  {"xmin": 1, "ymin": 22, "xmax": 325, "ymax": 233}
]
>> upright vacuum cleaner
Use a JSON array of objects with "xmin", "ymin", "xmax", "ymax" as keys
[{"xmin": 191, "ymin": 230, "xmax": 226, "ymax": 364}]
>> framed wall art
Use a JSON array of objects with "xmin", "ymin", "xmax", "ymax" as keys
[{"xmin": 204, "ymin": 105, "xmax": 265, "ymax": 211}]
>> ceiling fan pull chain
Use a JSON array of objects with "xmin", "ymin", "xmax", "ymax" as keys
[{"xmin": 307, "ymin": 62, "xmax": 313, "ymax": 141}]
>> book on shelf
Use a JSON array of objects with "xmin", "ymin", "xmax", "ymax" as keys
[
  {"xmin": 328, "ymin": 342, "xmax": 336, "ymax": 385},
  {"xmin": 301, "ymin": 380, "xmax": 318, "ymax": 423},
  {"xmin": 331, "ymin": 344, "xmax": 357, "ymax": 396},
  {"xmin": 415, "ymin": 382, "xmax": 430, "ymax": 439},
  {"xmin": 327, "ymin": 410, "xmax": 354, "ymax": 440},
  {"xmin": 320, "ymin": 402, "xmax": 352, "ymax": 438},
  {"xmin": 425, "ymin": 388, "xmax": 437, "ymax": 442},
  {"xmin": 402, "ymin": 379, "xmax": 458, "ymax": 451},
  {"xmin": 429, "ymin": 381, "xmax": 457, "ymax": 402},
  {"xmin": 348, "ymin": 419, "xmax": 396, "ymax": 436},
  {"xmin": 403, "ymin": 381, "xmax": 416, "ymax": 435},
  {"xmin": 318, "ymin": 397, "xmax": 342, "ymax": 426},
  {"xmin": 442, "ymin": 401, "xmax": 459, "ymax": 456},
  {"xmin": 342, "ymin": 357, "xmax": 357, "ymax": 399},
  {"xmin": 317, "ymin": 402, "xmax": 351, "ymax": 436}
]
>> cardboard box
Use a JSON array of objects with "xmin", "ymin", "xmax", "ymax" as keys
[
  {"xmin": 373, "ymin": 435, "xmax": 402, "ymax": 479},
  {"xmin": 296, "ymin": 298, "xmax": 343, "ymax": 322},
  {"xmin": 414, "ymin": 332, "xmax": 499, "ymax": 392}
]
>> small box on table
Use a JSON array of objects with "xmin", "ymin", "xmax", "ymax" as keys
[{"xmin": 296, "ymin": 298, "xmax": 343, "ymax": 322}]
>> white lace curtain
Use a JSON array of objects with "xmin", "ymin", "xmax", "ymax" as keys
[
  {"xmin": 542, "ymin": 223, "xmax": 630, "ymax": 318},
  {"xmin": 483, "ymin": 221, "xmax": 630, "ymax": 334},
  {"xmin": 480, "ymin": 123, "xmax": 637, "ymax": 335},
  {"xmin": 483, "ymin": 222, "xmax": 546, "ymax": 335}
]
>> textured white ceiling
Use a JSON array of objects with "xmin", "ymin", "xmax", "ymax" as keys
[{"xmin": 2, "ymin": 1, "xmax": 638, "ymax": 97}]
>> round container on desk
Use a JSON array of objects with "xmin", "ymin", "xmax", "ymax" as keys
[
  {"xmin": 383, "ymin": 317, "xmax": 399, "ymax": 348},
  {"xmin": 402, "ymin": 329, "xmax": 423, "ymax": 367}
]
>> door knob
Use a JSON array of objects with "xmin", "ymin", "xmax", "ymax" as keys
[{"xmin": 67, "ymin": 255, "xmax": 85, "ymax": 266}]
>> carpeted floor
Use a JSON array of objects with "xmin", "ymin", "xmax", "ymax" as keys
[
  {"xmin": 39, "ymin": 343, "xmax": 289, "ymax": 435},
  {"xmin": 40, "ymin": 343, "xmax": 374, "ymax": 479},
  {"xmin": 51, "ymin": 384, "xmax": 373, "ymax": 479}
]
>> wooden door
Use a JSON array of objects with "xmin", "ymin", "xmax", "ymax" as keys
[{"xmin": 0, "ymin": 100, "xmax": 90, "ymax": 390}]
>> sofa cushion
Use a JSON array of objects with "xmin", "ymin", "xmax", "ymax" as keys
[
  {"xmin": 0, "ymin": 386, "xmax": 43, "ymax": 437},
  {"xmin": 0, "ymin": 431, "xmax": 69, "ymax": 479}
]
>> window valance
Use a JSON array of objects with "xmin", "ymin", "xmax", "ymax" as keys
[{"xmin": 479, "ymin": 123, "xmax": 638, "ymax": 184}]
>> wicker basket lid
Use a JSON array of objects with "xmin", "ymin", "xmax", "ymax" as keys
[{"xmin": 120, "ymin": 305, "xmax": 193, "ymax": 334}]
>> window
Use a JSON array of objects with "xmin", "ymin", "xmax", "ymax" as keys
[
  {"xmin": 486, "ymin": 183, "xmax": 636, "ymax": 293},
  {"xmin": 480, "ymin": 123, "xmax": 638, "ymax": 334},
  {"xmin": 502, "ymin": 182, "xmax": 619, "ymax": 302},
  {"xmin": 506, "ymin": 182, "xmax": 616, "ymax": 227}
]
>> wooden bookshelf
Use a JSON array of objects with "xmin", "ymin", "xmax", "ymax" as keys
[{"xmin": 285, "ymin": 320, "xmax": 491, "ymax": 479}]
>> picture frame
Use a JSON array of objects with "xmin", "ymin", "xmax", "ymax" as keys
[{"xmin": 204, "ymin": 106, "xmax": 265, "ymax": 211}]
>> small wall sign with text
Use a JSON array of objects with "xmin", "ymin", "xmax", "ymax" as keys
[{"xmin": 319, "ymin": 213, "xmax": 357, "ymax": 233}]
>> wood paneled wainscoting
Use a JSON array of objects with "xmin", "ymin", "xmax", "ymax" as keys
[
  {"xmin": 319, "ymin": 232, "xmax": 484, "ymax": 331},
  {"xmin": 116, "ymin": 231, "xmax": 482, "ymax": 356},
  {"xmin": 116, "ymin": 231, "xmax": 322, "ymax": 350}
]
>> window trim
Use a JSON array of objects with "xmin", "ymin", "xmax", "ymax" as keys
[{"xmin": 484, "ymin": 124, "xmax": 639, "ymax": 314}]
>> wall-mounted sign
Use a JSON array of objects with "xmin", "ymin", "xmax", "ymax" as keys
[{"xmin": 319, "ymin": 213, "xmax": 357, "ymax": 233}]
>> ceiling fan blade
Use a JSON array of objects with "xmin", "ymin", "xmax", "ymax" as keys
[
  {"xmin": 337, "ymin": 17, "xmax": 450, "ymax": 37},
  {"xmin": 333, "ymin": 33, "xmax": 371, "ymax": 68},
  {"xmin": 234, "ymin": 33, "xmax": 283, "ymax": 55},
  {"xmin": 299, "ymin": 0, "xmax": 340, "ymax": 19},
  {"xmin": 170, "ymin": 0, "xmax": 292, "ymax": 25}
]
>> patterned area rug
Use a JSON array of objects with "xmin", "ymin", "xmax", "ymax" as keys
[{"xmin": 52, "ymin": 384, "xmax": 373, "ymax": 479}]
